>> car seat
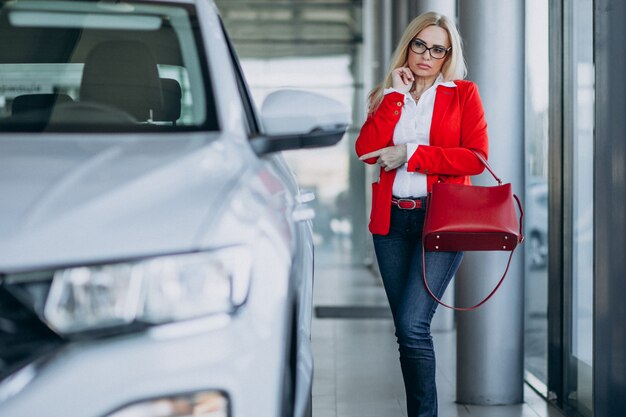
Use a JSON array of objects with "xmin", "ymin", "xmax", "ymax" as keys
[{"xmin": 80, "ymin": 40, "xmax": 163, "ymax": 122}]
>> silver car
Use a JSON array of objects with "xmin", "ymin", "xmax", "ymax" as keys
[{"xmin": 0, "ymin": 1, "xmax": 349, "ymax": 416}]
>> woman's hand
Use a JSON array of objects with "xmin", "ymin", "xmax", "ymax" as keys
[
  {"xmin": 359, "ymin": 145, "xmax": 407, "ymax": 171},
  {"xmin": 391, "ymin": 66, "xmax": 414, "ymax": 93}
]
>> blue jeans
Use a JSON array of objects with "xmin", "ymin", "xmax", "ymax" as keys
[{"xmin": 373, "ymin": 202, "xmax": 463, "ymax": 417}]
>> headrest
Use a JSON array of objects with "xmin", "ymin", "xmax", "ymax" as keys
[
  {"xmin": 80, "ymin": 41, "xmax": 162, "ymax": 121},
  {"xmin": 154, "ymin": 78, "xmax": 182, "ymax": 122},
  {"xmin": 12, "ymin": 93, "xmax": 72, "ymax": 116}
]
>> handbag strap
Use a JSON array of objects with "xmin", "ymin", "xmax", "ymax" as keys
[
  {"xmin": 514, "ymin": 193, "xmax": 525, "ymax": 243},
  {"xmin": 471, "ymin": 150, "xmax": 503, "ymax": 185},
  {"xmin": 421, "ymin": 245, "xmax": 516, "ymax": 311},
  {"xmin": 471, "ymin": 150, "xmax": 526, "ymax": 243},
  {"xmin": 420, "ymin": 169, "xmax": 525, "ymax": 309},
  {"xmin": 418, "ymin": 151, "xmax": 525, "ymax": 310}
]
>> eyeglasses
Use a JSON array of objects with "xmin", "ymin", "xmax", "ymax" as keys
[{"xmin": 409, "ymin": 39, "xmax": 451, "ymax": 59}]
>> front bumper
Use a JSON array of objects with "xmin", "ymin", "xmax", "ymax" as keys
[{"xmin": 0, "ymin": 301, "xmax": 290, "ymax": 417}]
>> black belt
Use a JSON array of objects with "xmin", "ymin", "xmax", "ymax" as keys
[{"xmin": 391, "ymin": 196, "xmax": 426, "ymax": 210}]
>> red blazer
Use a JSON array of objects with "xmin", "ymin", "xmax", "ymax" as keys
[{"xmin": 355, "ymin": 80, "xmax": 489, "ymax": 235}]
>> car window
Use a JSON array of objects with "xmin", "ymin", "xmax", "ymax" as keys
[{"xmin": 0, "ymin": 0, "xmax": 217, "ymax": 132}]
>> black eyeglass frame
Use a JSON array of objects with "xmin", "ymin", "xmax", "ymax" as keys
[{"xmin": 409, "ymin": 39, "xmax": 451, "ymax": 59}]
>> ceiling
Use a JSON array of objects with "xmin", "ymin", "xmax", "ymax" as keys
[{"xmin": 214, "ymin": 0, "xmax": 363, "ymax": 58}]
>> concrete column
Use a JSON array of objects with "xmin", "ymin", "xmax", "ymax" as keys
[
  {"xmin": 415, "ymin": 0, "xmax": 456, "ymax": 20},
  {"xmin": 391, "ymin": 0, "xmax": 413, "ymax": 45},
  {"xmin": 380, "ymin": 0, "xmax": 459, "ymax": 330},
  {"xmin": 414, "ymin": 0, "xmax": 458, "ymax": 332},
  {"xmin": 456, "ymin": 0, "xmax": 525, "ymax": 405},
  {"xmin": 358, "ymin": 0, "xmax": 392, "ymax": 268},
  {"xmin": 349, "ymin": 3, "xmax": 369, "ymax": 265},
  {"xmin": 392, "ymin": 0, "xmax": 457, "ymax": 38}
]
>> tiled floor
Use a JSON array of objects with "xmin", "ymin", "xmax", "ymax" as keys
[{"xmin": 311, "ymin": 248, "xmax": 564, "ymax": 417}]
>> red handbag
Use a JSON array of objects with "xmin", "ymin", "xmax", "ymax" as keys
[{"xmin": 421, "ymin": 151, "xmax": 524, "ymax": 310}]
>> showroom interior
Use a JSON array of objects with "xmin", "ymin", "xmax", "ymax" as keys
[{"xmin": 215, "ymin": 0, "xmax": 626, "ymax": 416}]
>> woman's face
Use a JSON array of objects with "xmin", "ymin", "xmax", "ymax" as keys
[{"xmin": 407, "ymin": 25, "xmax": 450, "ymax": 79}]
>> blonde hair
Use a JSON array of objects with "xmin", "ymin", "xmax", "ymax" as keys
[{"xmin": 368, "ymin": 12, "xmax": 466, "ymax": 113}]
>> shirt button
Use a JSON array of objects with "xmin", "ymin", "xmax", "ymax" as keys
[
  {"xmin": 396, "ymin": 101, "xmax": 402, "ymax": 106},
  {"xmin": 394, "ymin": 110, "xmax": 399, "ymax": 115}
]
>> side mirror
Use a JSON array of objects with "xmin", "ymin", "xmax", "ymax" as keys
[{"xmin": 251, "ymin": 90, "xmax": 350, "ymax": 155}]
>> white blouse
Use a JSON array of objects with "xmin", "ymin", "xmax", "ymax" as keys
[{"xmin": 384, "ymin": 74, "xmax": 457, "ymax": 198}]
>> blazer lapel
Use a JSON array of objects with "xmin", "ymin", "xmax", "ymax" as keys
[{"xmin": 430, "ymin": 85, "xmax": 456, "ymax": 144}]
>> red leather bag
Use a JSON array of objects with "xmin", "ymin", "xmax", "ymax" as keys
[{"xmin": 421, "ymin": 151, "xmax": 524, "ymax": 310}]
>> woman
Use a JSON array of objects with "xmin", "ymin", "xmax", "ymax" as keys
[{"xmin": 355, "ymin": 12, "xmax": 488, "ymax": 417}]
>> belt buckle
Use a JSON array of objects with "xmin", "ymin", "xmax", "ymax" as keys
[{"xmin": 396, "ymin": 198, "xmax": 417, "ymax": 210}]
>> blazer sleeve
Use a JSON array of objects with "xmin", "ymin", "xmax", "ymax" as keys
[
  {"xmin": 355, "ymin": 91, "xmax": 404, "ymax": 164},
  {"xmin": 407, "ymin": 82, "xmax": 488, "ymax": 176}
]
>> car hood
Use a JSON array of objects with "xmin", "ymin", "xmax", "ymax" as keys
[{"xmin": 0, "ymin": 133, "xmax": 246, "ymax": 272}]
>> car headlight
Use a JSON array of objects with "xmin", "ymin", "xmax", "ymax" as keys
[
  {"xmin": 43, "ymin": 247, "xmax": 251, "ymax": 334},
  {"xmin": 104, "ymin": 391, "xmax": 229, "ymax": 417}
]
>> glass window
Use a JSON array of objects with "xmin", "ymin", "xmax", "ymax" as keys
[
  {"xmin": 215, "ymin": 0, "xmax": 362, "ymax": 264},
  {"xmin": 524, "ymin": 0, "xmax": 550, "ymax": 391},
  {"xmin": 0, "ymin": 0, "xmax": 216, "ymax": 132},
  {"xmin": 566, "ymin": 0, "xmax": 594, "ymax": 413}
]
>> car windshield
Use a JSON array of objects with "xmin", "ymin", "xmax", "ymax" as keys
[{"xmin": 0, "ymin": 0, "xmax": 217, "ymax": 132}]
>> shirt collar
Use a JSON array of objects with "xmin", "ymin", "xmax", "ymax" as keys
[
  {"xmin": 435, "ymin": 73, "xmax": 457, "ymax": 88},
  {"xmin": 403, "ymin": 74, "xmax": 456, "ymax": 104}
]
